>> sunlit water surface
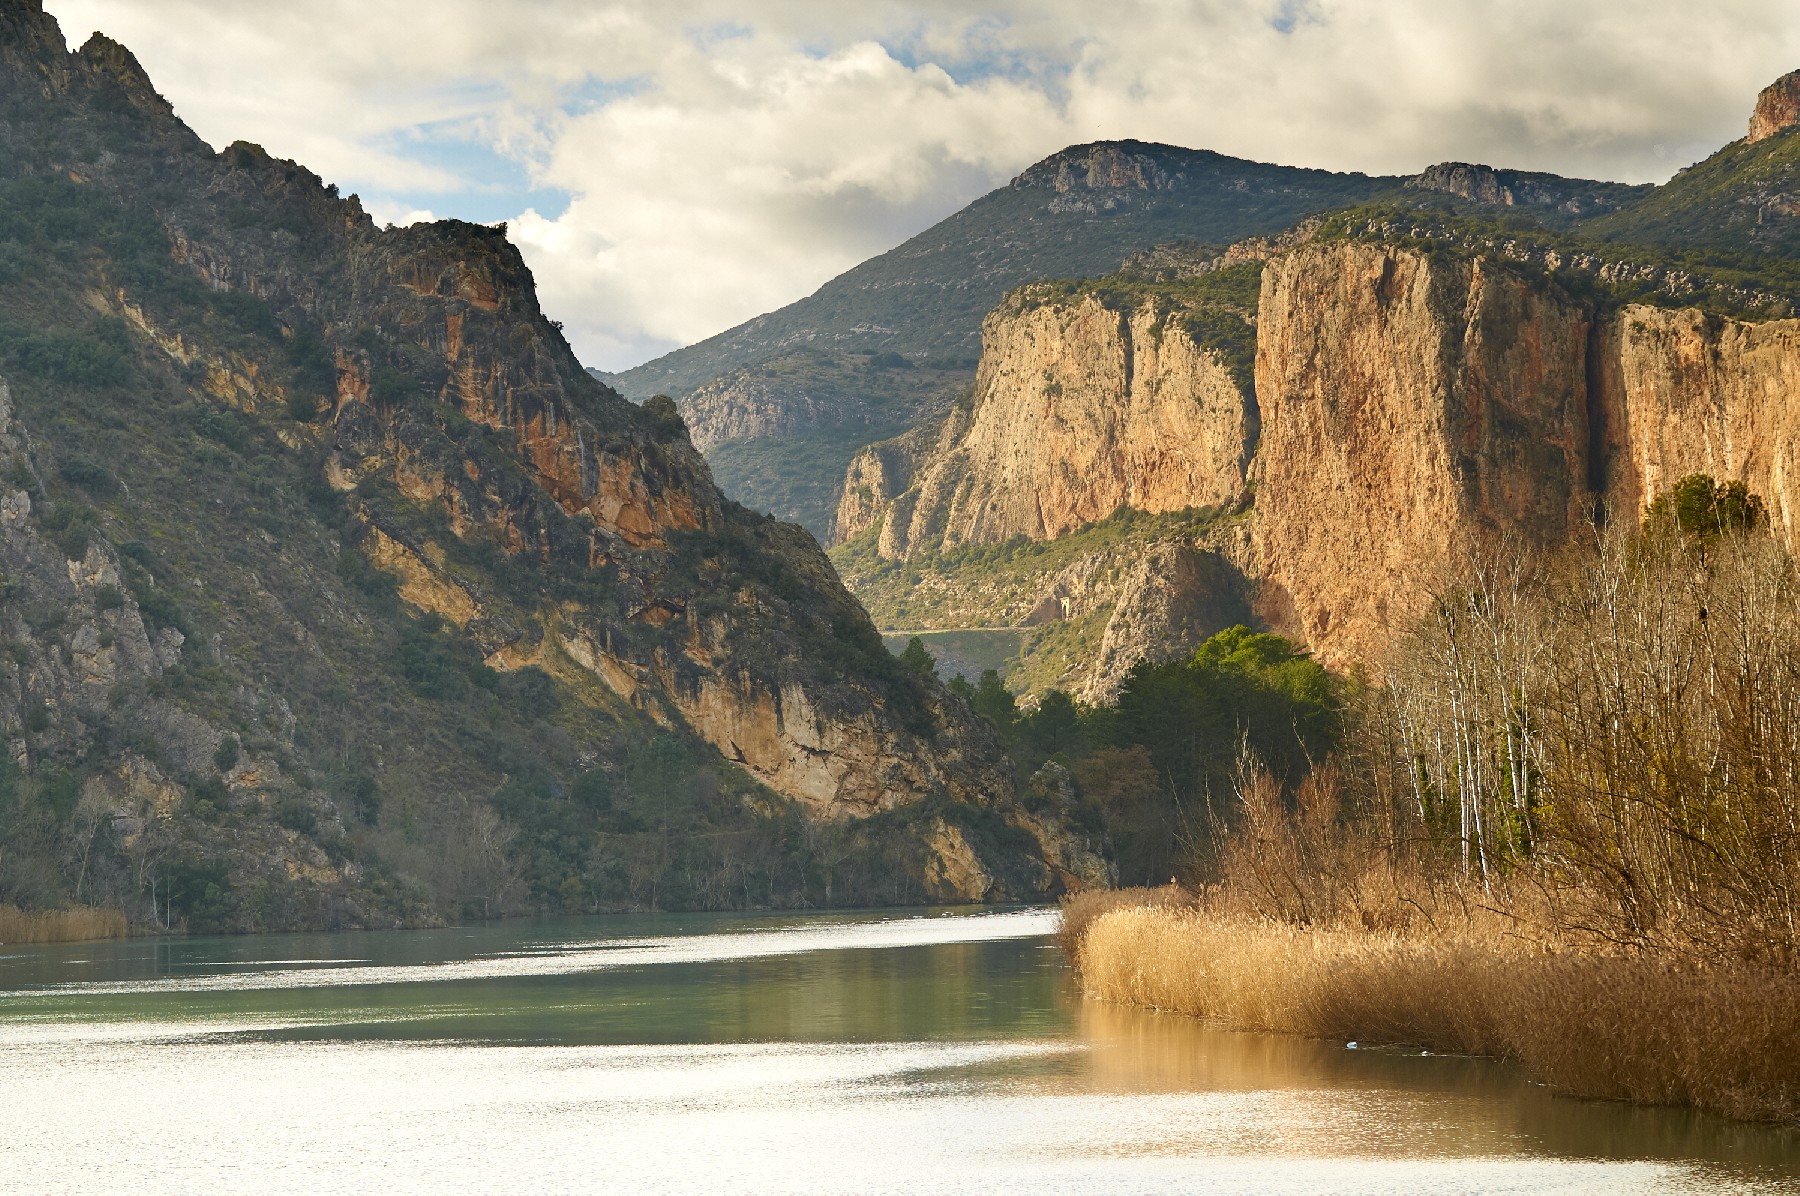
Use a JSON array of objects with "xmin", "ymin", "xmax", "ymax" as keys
[{"xmin": 1, "ymin": 907, "xmax": 1795, "ymax": 1193}]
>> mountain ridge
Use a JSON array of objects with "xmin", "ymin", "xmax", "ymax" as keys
[
  {"xmin": 611, "ymin": 135, "xmax": 1666, "ymax": 536},
  {"xmin": 0, "ymin": 0, "xmax": 1105, "ymax": 930}
]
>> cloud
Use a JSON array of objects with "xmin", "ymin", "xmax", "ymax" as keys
[{"xmin": 42, "ymin": 1, "xmax": 1800, "ymax": 370}]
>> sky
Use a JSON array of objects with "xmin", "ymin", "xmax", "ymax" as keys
[{"xmin": 41, "ymin": 1, "xmax": 1800, "ymax": 372}]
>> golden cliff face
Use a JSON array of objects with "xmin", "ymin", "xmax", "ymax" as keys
[
  {"xmin": 838, "ymin": 234, "xmax": 1800, "ymax": 681},
  {"xmin": 1252, "ymin": 245, "xmax": 1800, "ymax": 668},
  {"xmin": 875, "ymin": 295, "xmax": 1254, "ymax": 558},
  {"xmin": 1250, "ymin": 242, "xmax": 1595, "ymax": 665},
  {"xmin": 1597, "ymin": 308, "xmax": 1800, "ymax": 538}
]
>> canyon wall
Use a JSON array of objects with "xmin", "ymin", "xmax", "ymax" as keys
[
  {"xmin": 1250, "ymin": 242, "xmax": 1597, "ymax": 664},
  {"xmin": 1254, "ymin": 245, "xmax": 1800, "ymax": 667},
  {"xmin": 841, "ymin": 233, "xmax": 1800, "ymax": 680},
  {"xmin": 870, "ymin": 295, "xmax": 1255, "ymax": 559},
  {"xmin": 1597, "ymin": 308, "xmax": 1800, "ymax": 538}
]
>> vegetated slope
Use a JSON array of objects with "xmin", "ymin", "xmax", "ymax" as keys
[
  {"xmin": 1584, "ymin": 70, "xmax": 1800, "ymax": 256},
  {"xmin": 618, "ymin": 143, "xmax": 1399, "ymax": 395},
  {"xmin": 0, "ymin": 0, "xmax": 1104, "ymax": 932}
]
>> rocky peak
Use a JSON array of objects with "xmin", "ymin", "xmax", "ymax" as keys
[
  {"xmin": 1408, "ymin": 162, "xmax": 1524, "ymax": 204},
  {"xmin": 0, "ymin": 0, "xmax": 69, "ymax": 82},
  {"xmin": 1748, "ymin": 69, "xmax": 1800, "ymax": 143},
  {"xmin": 1404, "ymin": 161, "xmax": 1645, "ymax": 216},
  {"xmin": 1013, "ymin": 141, "xmax": 1193, "ymax": 195},
  {"xmin": 75, "ymin": 32, "xmax": 172, "ymax": 114}
]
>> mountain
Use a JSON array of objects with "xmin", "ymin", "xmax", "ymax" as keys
[
  {"xmin": 830, "ymin": 75, "xmax": 1800, "ymax": 695},
  {"xmin": 1582, "ymin": 71, "xmax": 1800, "ymax": 256},
  {"xmin": 0, "ymin": 0, "xmax": 1105, "ymax": 932},
  {"xmin": 612, "ymin": 143, "xmax": 1403, "ymax": 533}
]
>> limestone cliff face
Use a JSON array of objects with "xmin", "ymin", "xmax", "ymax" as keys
[
  {"xmin": 1251, "ymin": 242, "xmax": 1596, "ymax": 665},
  {"xmin": 1749, "ymin": 70, "xmax": 1800, "ymax": 143},
  {"xmin": 1082, "ymin": 543, "xmax": 1251, "ymax": 703},
  {"xmin": 1596, "ymin": 307, "xmax": 1800, "ymax": 537},
  {"xmin": 874, "ymin": 296, "xmax": 1254, "ymax": 558},
  {"xmin": 1250, "ymin": 243, "xmax": 1800, "ymax": 668}
]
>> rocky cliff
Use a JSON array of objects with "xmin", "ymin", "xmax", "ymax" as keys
[
  {"xmin": 1749, "ymin": 70, "xmax": 1800, "ymax": 143},
  {"xmin": 873, "ymin": 295, "xmax": 1254, "ymax": 558},
  {"xmin": 1251, "ymin": 241, "xmax": 1800, "ymax": 667},
  {"xmin": 0, "ymin": 0, "xmax": 1104, "ymax": 927},
  {"xmin": 836, "ymin": 164, "xmax": 1800, "ymax": 682},
  {"xmin": 1597, "ymin": 307, "xmax": 1800, "ymax": 538},
  {"xmin": 1249, "ymin": 241, "xmax": 1597, "ymax": 663}
]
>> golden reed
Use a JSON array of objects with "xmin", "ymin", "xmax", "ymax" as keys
[
  {"xmin": 1065, "ymin": 894, "xmax": 1800, "ymax": 1124},
  {"xmin": 0, "ymin": 903, "xmax": 127, "ymax": 944}
]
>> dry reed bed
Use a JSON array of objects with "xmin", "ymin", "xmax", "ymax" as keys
[
  {"xmin": 1073, "ymin": 901, "xmax": 1800, "ymax": 1124},
  {"xmin": 0, "ymin": 903, "xmax": 128, "ymax": 944}
]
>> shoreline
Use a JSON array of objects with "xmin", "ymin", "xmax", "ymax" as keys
[
  {"xmin": 1061, "ymin": 891, "xmax": 1800, "ymax": 1125},
  {"xmin": 0, "ymin": 904, "xmax": 128, "ymax": 946}
]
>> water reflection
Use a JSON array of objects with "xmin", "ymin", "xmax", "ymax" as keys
[
  {"xmin": 1062, "ymin": 1001, "xmax": 1800, "ymax": 1173},
  {"xmin": 0, "ymin": 907, "xmax": 1794, "ymax": 1193}
]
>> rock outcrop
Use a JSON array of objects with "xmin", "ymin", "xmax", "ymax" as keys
[
  {"xmin": 1596, "ymin": 307, "xmax": 1800, "ymax": 537},
  {"xmin": 1749, "ymin": 70, "xmax": 1800, "ymax": 143},
  {"xmin": 1403, "ymin": 162, "xmax": 1647, "ymax": 217},
  {"xmin": 870, "ymin": 294, "xmax": 1255, "ymax": 559},
  {"xmin": 1082, "ymin": 543, "xmax": 1251, "ymax": 703},
  {"xmin": 1250, "ymin": 241, "xmax": 1597, "ymax": 664},
  {"xmin": 833, "ymin": 417, "xmax": 945, "ymax": 544}
]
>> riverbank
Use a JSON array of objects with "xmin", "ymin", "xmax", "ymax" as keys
[
  {"xmin": 1061, "ymin": 889, "xmax": 1800, "ymax": 1124},
  {"xmin": 0, "ymin": 904, "xmax": 128, "ymax": 945}
]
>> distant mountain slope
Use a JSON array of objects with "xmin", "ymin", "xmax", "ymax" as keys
[
  {"xmin": 619, "ymin": 142, "xmax": 1402, "ymax": 397},
  {"xmin": 609, "ymin": 142, "xmax": 1655, "ymax": 536},
  {"xmin": 608, "ymin": 143, "xmax": 1405, "ymax": 532},
  {"xmin": 1584, "ymin": 112, "xmax": 1800, "ymax": 255}
]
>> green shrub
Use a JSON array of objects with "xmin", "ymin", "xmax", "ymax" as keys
[
  {"xmin": 58, "ymin": 456, "xmax": 119, "ymax": 495},
  {"xmin": 4, "ymin": 318, "xmax": 134, "ymax": 389},
  {"xmin": 369, "ymin": 366, "xmax": 420, "ymax": 408},
  {"xmin": 1644, "ymin": 473, "xmax": 1766, "ymax": 542},
  {"xmin": 330, "ymin": 772, "xmax": 380, "ymax": 825},
  {"xmin": 274, "ymin": 799, "xmax": 316, "ymax": 835}
]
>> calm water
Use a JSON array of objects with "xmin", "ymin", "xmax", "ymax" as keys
[{"xmin": 0, "ymin": 907, "xmax": 1795, "ymax": 1193}]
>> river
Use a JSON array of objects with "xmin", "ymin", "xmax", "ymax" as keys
[{"xmin": 0, "ymin": 907, "xmax": 1794, "ymax": 1192}]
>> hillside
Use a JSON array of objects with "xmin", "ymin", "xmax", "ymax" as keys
[{"xmin": 0, "ymin": 0, "xmax": 1106, "ymax": 932}]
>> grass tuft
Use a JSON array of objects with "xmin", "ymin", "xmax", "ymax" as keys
[{"xmin": 0, "ymin": 904, "xmax": 128, "ymax": 944}]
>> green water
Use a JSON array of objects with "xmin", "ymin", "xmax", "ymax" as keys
[{"xmin": 0, "ymin": 907, "xmax": 1794, "ymax": 1192}]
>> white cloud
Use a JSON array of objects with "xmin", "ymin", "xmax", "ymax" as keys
[{"xmin": 42, "ymin": 1, "xmax": 1800, "ymax": 370}]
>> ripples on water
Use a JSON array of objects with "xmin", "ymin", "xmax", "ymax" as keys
[{"xmin": 0, "ymin": 908, "xmax": 1794, "ymax": 1193}]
